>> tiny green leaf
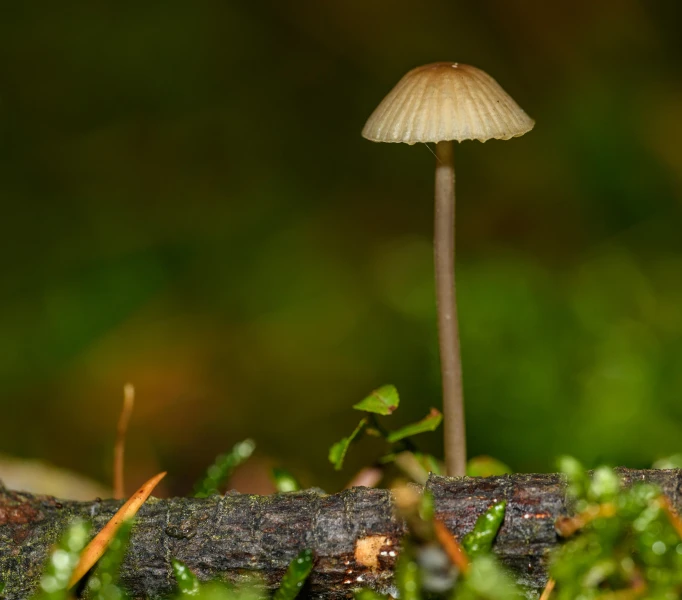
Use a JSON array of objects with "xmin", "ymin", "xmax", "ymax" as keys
[
  {"xmin": 466, "ymin": 456, "xmax": 512, "ymax": 478},
  {"xmin": 353, "ymin": 385, "xmax": 400, "ymax": 416},
  {"xmin": 386, "ymin": 409, "xmax": 442, "ymax": 443},
  {"xmin": 194, "ymin": 439, "xmax": 256, "ymax": 497},
  {"xmin": 328, "ymin": 418, "xmax": 367, "ymax": 471},
  {"xmin": 171, "ymin": 559, "xmax": 200, "ymax": 596},
  {"xmin": 462, "ymin": 501, "xmax": 507, "ymax": 558},
  {"xmin": 273, "ymin": 549, "xmax": 314, "ymax": 600},
  {"xmin": 272, "ymin": 468, "xmax": 301, "ymax": 493}
]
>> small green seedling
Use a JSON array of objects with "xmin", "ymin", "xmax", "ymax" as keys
[{"xmin": 329, "ymin": 385, "xmax": 442, "ymax": 473}]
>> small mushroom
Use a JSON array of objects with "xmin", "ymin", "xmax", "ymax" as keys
[{"xmin": 362, "ymin": 63, "xmax": 534, "ymax": 476}]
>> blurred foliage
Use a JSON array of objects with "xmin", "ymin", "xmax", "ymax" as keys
[
  {"xmin": 2, "ymin": 2, "xmax": 682, "ymax": 493},
  {"xmin": 551, "ymin": 459, "xmax": 682, "ymax": 598},
  {"xmin": 30, "ymin": 520, "xmax": 90, "ymax": 600},
  {"xmin": 270, "ymin": 468, "xmax": 301, "ymax": 493}
]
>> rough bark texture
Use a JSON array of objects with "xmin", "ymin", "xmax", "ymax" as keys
[{"xmin": 2, "ymin": 469, "xmax": 681, "ymax": 599}]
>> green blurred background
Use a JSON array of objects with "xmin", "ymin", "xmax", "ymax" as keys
[{"xmin": 2, "ymin": 1, "xmax": 682, "ymax": 496}]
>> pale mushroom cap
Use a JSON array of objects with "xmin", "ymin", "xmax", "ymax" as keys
[{"xmin": 362, "ymin": 62, "xmax": 535, "ymax": 144}]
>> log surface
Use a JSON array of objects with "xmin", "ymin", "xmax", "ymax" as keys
[{"xmin": 2, "ymin": 469, "xmax": 681, "ymax": 599}]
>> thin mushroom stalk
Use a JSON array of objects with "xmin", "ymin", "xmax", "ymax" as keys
[
  {"xmin": 362, "ymin": 62, "xmax": 534, "ymax": 479},
  {"xmin": 434, "ymin": 140, "xmax": 466, "ymax": 476}
]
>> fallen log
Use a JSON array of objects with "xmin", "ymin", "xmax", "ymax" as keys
[{"xmin": 2, "ymin": 469, "xmax": 681, "ymax": 599}]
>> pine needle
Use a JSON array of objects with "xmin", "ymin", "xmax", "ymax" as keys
[{"xmin": 69, "ymin": 471, "xmax": 166, "ymax": 588}]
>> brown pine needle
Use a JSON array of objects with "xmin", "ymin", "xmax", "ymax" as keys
[
  {"xmin": 433, "ymin": 519, "xmax": 470, "ymax": 574},
  {"xmin": 539, "ymin": 577, "xmax": 555, "ymax": 600},
  {"xmin": 114, "ymin": 383, "xmax": 135, "ymax": 499},
  {"xmin": 69, "ymin": 471, "xmax": 166, "ymax": 588}
]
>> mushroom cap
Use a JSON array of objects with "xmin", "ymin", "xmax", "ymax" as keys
[{"xmin": 362, "ymin": 62, "xmax": 534, "ymax": 145}]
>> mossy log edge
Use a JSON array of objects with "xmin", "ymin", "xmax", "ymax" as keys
[{"xmin": 2, "ymin": 469, "xmax": 681, "ymax": 599}]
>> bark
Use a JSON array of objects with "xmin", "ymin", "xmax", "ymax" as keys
[{"xmin": 2, "ymin": 469, "xmax": 681, "ymax": 600}]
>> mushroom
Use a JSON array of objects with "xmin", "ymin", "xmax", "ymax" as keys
[{"xmin": 362, "ymin": 63, "xmax": 534, "ymax": 476}]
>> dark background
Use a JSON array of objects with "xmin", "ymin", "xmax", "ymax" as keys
[{"xmin": 2, "ymin": 1, "xmax": 682, "ymax": 495}]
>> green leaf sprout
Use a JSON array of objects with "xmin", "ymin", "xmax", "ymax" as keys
[{"xmin": 461, "ymin": 501, "xmax": 507, "ymax": 558}]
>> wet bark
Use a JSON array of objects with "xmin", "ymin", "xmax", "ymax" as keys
[{"xmin": 2, "ymin": 469, "xmax": 681, "ymax": 599}]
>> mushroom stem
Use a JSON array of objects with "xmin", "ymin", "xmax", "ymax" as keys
[{"xmin": 434, "ymin": 140, "xmax": 466, "ymax": 477}]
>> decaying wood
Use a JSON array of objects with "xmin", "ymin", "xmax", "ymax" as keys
[{"xmin": 2, "ymin": 469, "xmax": 681, "ymax": 599}]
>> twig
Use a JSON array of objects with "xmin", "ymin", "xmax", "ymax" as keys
[{"xmin": 114, "ymin": 383, "xmax": 135, "ymax": 500}]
